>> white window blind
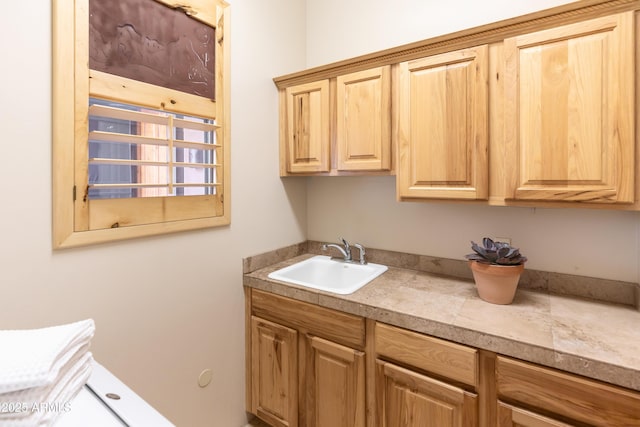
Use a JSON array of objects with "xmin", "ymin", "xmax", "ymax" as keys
[{"xmin": 88, "ymin": 98, "xmax": 221, "ymax": 199}]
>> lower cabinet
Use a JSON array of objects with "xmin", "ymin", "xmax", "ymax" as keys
[
  {"xmin": 374, "ymin": 322, "xmax": 479, "ymax": 427},
  {"xmin": 376, "ymin": 360, "xmax": 477, "ymax": 426},
  {"xmin": 246, "ymin": 288, "xmax": 640, "ymax": 427},
  {"xmin": 250, "ymin": 317, "xmax": 298, "ymax": 427},
  {"xmin": 248, "ymin": 289, "xmax": 366, "ymax": 427},
  {"xmin": 305, "ymin": 336, "xmax": 365, "ymax": 427},
  {"xmin": 496, "ymin": 356, "xmax": 640, "ymax": 426}
]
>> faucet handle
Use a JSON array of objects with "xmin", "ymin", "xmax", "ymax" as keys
[
  {"xmin": 353, "ymin": 243, "xmax": 367, "ymax": 264},
  {"xmin": 339, "ymin": 237, "xmax": 351, "ymax": 255},
  {"xmin": 339, "ymin": 237, "xmax": 350, "ymax": 248}
]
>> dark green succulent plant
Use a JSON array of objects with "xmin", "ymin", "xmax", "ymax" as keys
[{"xmin": 465, "ymin": 237, "xmax": 527, "ymax": 266}]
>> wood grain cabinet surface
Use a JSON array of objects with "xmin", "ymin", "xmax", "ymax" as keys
[
  {"xmin": 502, "ymin": 12, "xmax": 635, "ymax": 205},
  {"xmin": 496, "ymin": 356, "xmax": 640, "ymax": 426},
  {"xmin": 251, "ymin": 316, "xmax": 299, "ymax": 427},
  {"xmin": 305, "ymin": 336, "xmax": 365, "ymax": 427},
  {"xmin": 497, "ymin": 402, "xmax": 575, "ymax": 427},
  {"xmin": 375, "ymin": 322, "xmax": 478, "ymax": 388},
  {"xmin": 274, "ymin": 1, "xmax": 640, "ymax": 209},
  {"xmin": 336, "ymin": 66, "xmax": 392, "ymax": 172},
  {"xmin": 283, "ymin": 80, "xmax": 331, "ymax": 174},
  {"xmin": 375, "ymin": 323, "xmax": 479, "ymax": 427},
  {"xmin": 376, "ymin": 360, "xmax": 478, "ymax": 427},
  {"xmin": 278, "ymin": 66, "xmax": 392, "ymax": 176},
  {"xmin": 396, "ymin": 45, "xmax": 489, "ymax": 201},
  {"xmin": 246, "ymin": 287, "xmax": 640, "ymax": 427},
  {"xmin": 247, "ymin": 289, "xmax": 366, "ymax": 427}
]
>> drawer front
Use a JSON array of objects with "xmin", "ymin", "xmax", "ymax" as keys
[
  {"xmin": 497, "ymin": 402, "xmax": 574, "ymax": 427},
  {"xmin": 251, "ymin": 289, "xmax": 365, "ymax": 349},
  {"xmin": 496, "ymin": 356, "xmax": 640, "ymax": 426},
  {"xmin": 375, "ymin": 322, "xmax": 478, "ymax": 387}
]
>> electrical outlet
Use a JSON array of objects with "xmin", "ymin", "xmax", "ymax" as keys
[{"xmin": 493, "ymin": 236, "xmax": 511, "ymax": 245}]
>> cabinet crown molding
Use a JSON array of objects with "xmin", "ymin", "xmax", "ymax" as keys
[{"xmin": 273, "ymin": 0, "xmax": 640, "ymax": 89}]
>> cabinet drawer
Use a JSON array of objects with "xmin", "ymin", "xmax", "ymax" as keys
[
  {"xmin": 375, "ymin": 322, "xmax": 478, "ymax": 387},
  {"xmin": 251, "ymin": 289, "xmax": 365, "ymax": 349},
  {"xmin": 496, "ymin": 356, "xmax": 640, "ymax": 426},
  {"xmin": 497, "ymin": 402, "xmax": 574, "ymax": 427}
]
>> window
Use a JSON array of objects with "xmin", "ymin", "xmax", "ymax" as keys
[{"xmin": 52, "ymin": 0, "xmax": 230, "ymax": 248}]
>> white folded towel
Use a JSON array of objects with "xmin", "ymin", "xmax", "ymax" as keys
[
  {"xmin": 0, "ymin": 319, "xmax": 95, "ymax": 394},
  {"xmin": 0, "ymin": 319, "xmax": 95, "ymax": 426},
  {"xmin": 0, "ymin": 343, "xmax": 92, "ymax": 413},
  {"xmin": 0, "ymin": 351, "xmax": 93, "ymax": 427}
]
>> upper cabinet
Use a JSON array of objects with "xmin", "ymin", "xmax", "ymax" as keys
[
  {"xmin": 336, "ymin": 66, "xmax": 392, "ymax": 171},
  {"xmin": 283, "ymin": 80, "xmax": 331, "ymax": 174},
  {"xmin": 278, "ymin": 66, "xmax": 392, "ymax": 176},
  {"xmin": 502, "ymin": 12, "xmax": 635, "ymax": 204},
  {"xmin": 396, "ymin": 45, "xmax": 489, "ymax": 200},
  {"xmin": 274, "ymin": 1, "xmax": 640, "ymax": 209}
]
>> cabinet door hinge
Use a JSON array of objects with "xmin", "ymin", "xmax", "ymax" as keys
[{"xmin": 73, "ymin": 185, "xmax": 76, "ymax": 201}]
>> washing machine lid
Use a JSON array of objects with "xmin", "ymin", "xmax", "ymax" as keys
[
  {"xmin": 55, "ymin": 361, "xmax": 174, "ymax": 427},
  {"xmin": 55, "ymin": 386, "xmax": 126, "ymax": 427}
]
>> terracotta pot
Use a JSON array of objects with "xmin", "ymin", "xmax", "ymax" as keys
[{"xmin": 468, "ymin": 261, "xmax": 525, "ymax": 305}]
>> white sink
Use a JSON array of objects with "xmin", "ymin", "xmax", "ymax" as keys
[{"xmin": 267, "ymin": 255, "xmax": 388, "ymax": 295}]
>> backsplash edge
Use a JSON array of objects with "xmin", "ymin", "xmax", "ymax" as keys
[{"xmin": 243, "ymin": 240, "xmax": 639, "ymax": 309}]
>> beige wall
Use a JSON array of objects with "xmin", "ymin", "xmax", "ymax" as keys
[
  {"xmin": 304, "ymin": 0, "xmax": 640, "ymax": 283},
  {"xmin": 0, "ymin": 1, "xmax": 306, "ymax": 426},
  {"xmin": 305, "ymin": 0, "xmax": 582, "ymax": 67}
]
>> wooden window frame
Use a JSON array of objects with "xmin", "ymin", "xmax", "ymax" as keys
[{"xmin": 52, "ymin": 0, "xmax": 230, "ymax": 248}]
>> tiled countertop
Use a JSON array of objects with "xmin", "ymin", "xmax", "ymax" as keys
[{"xmin": 243, "ymin": 243, "xmax": 640, "ymax": 392}]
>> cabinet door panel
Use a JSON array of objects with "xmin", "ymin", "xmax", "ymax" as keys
[
  {"xmin": 498, "ymin": 402, "xmax": 574, "ymax": 427},
  {"xmin": 251, "ymin": 316, "xmax": 298, "ymax": 427},
  {"xmin": 504, "ymin": 12, "xmax": 634, "ymax": 203},
  {"xmin": 336, "ymin": 66, "xmax": 391, "ymax": 171},
  {"xmin": 306, "ymin": 336, "xmax": 365, "ymax": 427},
  {"xmin": 285, "ymin": 80, "xmax": 330, "ymax": 173},
  {"xmin": 397, "ymin": 45, "xmax": 488, "ymax": 200},
  {"xmin": 376, "ymin": 360, "xmax": 477, "ymax": 427}
]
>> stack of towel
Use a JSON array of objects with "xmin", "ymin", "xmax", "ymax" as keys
[{"xmin": 0, "ymin": 319, "xmax": 95, "ymax": 427}]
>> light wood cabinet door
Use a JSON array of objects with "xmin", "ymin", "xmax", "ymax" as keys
[
  {"xmin": 376, "ymin": 360, "xmax": 478, "ymax": 427},
  {"xmin": 497, "ymin": 403, "xmax": 574, "ymax": 427},
  {"xmin": 251, "ymin": 316, "xmax": 298, "ymax": 427},
  {"xmin": 284, "ymin": 80, "xmax": 330, "ymax": 174},
  {"xmin": 304, "ymin": 336, "xmax": 365, "ymax": 427},
  {"xmin": 396, "ymin": 45, "xmax": 489, "ymax": 200},
  {"xmin": 503, "ymin": 12, "xmax": 634, "ymax": 204},
  {"xmin": 336, "ymin": 66, "xmax": 391, "ymax": 171}
]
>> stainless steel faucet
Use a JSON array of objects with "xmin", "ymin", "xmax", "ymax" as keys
[
  {"xmin": 321, "ymin": 237, "xmax": 352, "ymax": 261},
  {"xmin": 321, "ymin": 238, "xmax": 367, "ymax": 264},
  {"xmin": 353, "ymin": 243, "xmax": 367, "ymax": 264}
]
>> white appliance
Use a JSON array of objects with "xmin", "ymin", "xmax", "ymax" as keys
[{"xmin": 54, "ymin": 361, "xmax": 174, "ymax": 427}]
